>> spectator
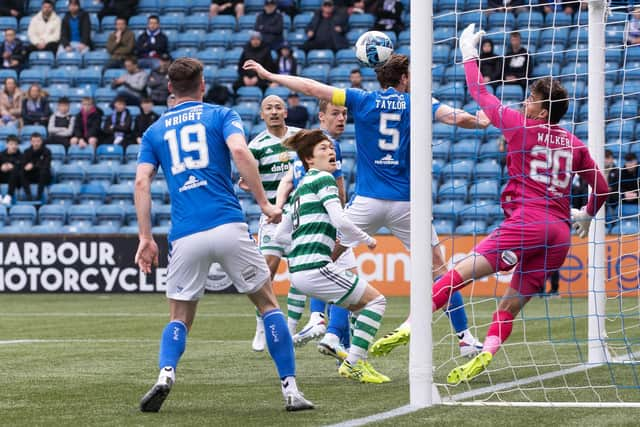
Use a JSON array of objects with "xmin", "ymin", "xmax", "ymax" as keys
[
  {"xmin": 627, "ymin": 7, "xmax": 640, "ymax": 46},
  {"xmin": 488, "ymin": 0, "xmax": 525, "ymax": 13},
  {"xmin": 204, "ymin": 83, "xmax": 231, "ymax": 105},
  {"xmin": 0, "ymin": 134, "xmax": 21, "ymax": 205},
  {"xmin": 539, "ymin": 1, "xmax": 579, "ymax": 16},
  {"xmin": 210, "ymin": 0, "xmax": 244, "ymax": 19},
  {"xmin": 106, "ymin": 17, "xmax": 135, "ymax": 69},
  {"xmin": 47, "ymin": 96, "xmax": 75, "ymax": 147},
  {"xmin": 133, "ymin": 97, "xmax": 159, "ymax": 144},
  {"xmin": 503, "ymin": 31, "xmax": 529, "ymax": 90},
  {"xmin": 166, "ymin": 93, "xmax": 176, "ymax": 108},
  {"xmin": 275, "ymin": 0, "xmax": 297, "ymax": 17},
  {"xmin": 349, "ymin": 68, "xmax": 362, "ymax": 88},
  {"xmin": 59, "ymin": 0, "xmax": 92, "ymax": 54},
  {"xmin": 20, "ymin": 132, "xmax": 51, "ymax": 201},
  {"xmin": 111, "ymin": 56, "xmax": 148, "ymax": 106},
  {"xmin": 479, "ymin": 39, "xmax": 502, "ymax": 85},
  {"xmin": 102, "ymin": 96, "xmax": 133, "ymax": 146},
  {"xmin": 284, "ymin": 93, "xmax": 308, "ymax": 128},
  {"xmin": 27, "ymin": 0, "xmax": 61, "ymax": 54},
  {"xmin": 371, "ymin": 0, "xmax": 404, "ymax": 34},
  {"xmin": 570, "ymin": 174, "xmax": 588, "ymax": 209},
  {"xmin": 254, "ymin": 0, "xmax": 284, "ymax": 50},
  {"xmin": 605, "ymin": 149, "xmax": 620, "ymax": 206},
  {"xmin": 0, "ymin": 77, "xmax": 22, "ymax": 126},
  {"xmin": 234, "ymin": 31, "xmax": 276, "ymax": 92},
  {"xmin": 146, "ymin": 53, "xmax": 171, "ymax": 105},
  {"xmin": 302, "ymin": 0, "xmax": 349, "ymax": 52},
  {"xmin": 135, "ymin": 15, "xmax": 169, "ymax": 70},
  {"xmin": 0, "ymin": 0, "xmax": 25, "ymax": 19},
  {"xmin": 617, "ymin": 152, "xmax": 640, "ymax": 205},
  {"xmin": 21, "ymin": 84, "xmax": 50, "ymax": 126},
  {"xmin": 71, "ymin": 97, "xmax": 103, "ymax": 148},
  {"xmin": 275, "ymin": 41, "xmax": 297, "ymax": 76},
  {"xmin": 1, "ymin": 28, "xmax": 27, "ymax": 72},
  {"xmin": 98, "ymin": 0, "xmax": 138, "ymax": 21}
]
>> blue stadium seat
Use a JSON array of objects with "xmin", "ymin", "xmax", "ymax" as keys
[
  {"xmin": 19, "ymin": 68, "xmax": 46, "ymax": 85},
  {"xmin": 101, "ymin": 16, "xmax": 117, "ymax": 32},
  {"xmin": 116, "ymin": 163, "xmax": 137, "ymax": 184},
  {"xmin": 455, "ymin": 220, "xmax": 488, "ymax": 235},
  {"xmin": 335, "ymin": 48, "xmax": 358, "ymax": 67},
  {"xmin": 328, "ymin": 66, "xmax": 352, "ymax": 84},
  {"xmin": 210, "ymin": 14, "xmax": 237, "ymax": 31},
  {"xmin": 432, "ymin": 122, "xmax": 455, "ymax": 140},
  {"xmin": 348, "ymin": 13, "xmax": 375, "ymax": 30},
  {"xmin": 96, "ymin": 144, "xmax": 124, "ymax": 164},
  {"xmin": 55, "ymin": 163, "xmax": 85, "ymax": 186},
  {"xmin": 433, "ymin": 200, "xmax": 463, "ymax": 223},
  {"xmin": 231, "ymin": 31, "xmax": 253, "ymax": 48},
  {"xmin": 532, "ymin": 63, "xmax": 561, "ymax": 78},
  {"xmin": 432, "ymin": 139, "xmax": 451, "ymax": 161},
  {"xmin": 459, "ymin": 201, "xmax": 503, "ymax": 223},
  {"xmin": 608, "ymin": 100, "xmax": 638, "ymax": 120},
  {"xmin": 432, "ymin": 45, "xmax": 451, "ymax": 64},
  {"xmin": 151, "ymin": 182, "xmax": 167, "ymax": 204},
  {"xmin": 137, "ymin": 0, "xmax": 160, "ymax": 13},
  {"xmin": 9, "ymin": 205, "xmax": 37, "ymax": 227},
  {"xmin": 606, "ymin": 120, "xmax": 635, "ymax": 141},
  {"xmin": 86, "ymin": 163, "xmax": 115, "ymax": 186},
  {"xmin": 203, "ymin": 31, "xmax": 229, "ymax": 49},
  {"xmin": 154, "ymin": 204, "xmax": 172, "ymax": 225},
  {"xmin": 221, "ymin": 47, "xmax": 243, "ymax": 67},
  {"xmin": 264, "ymin": 86, "xmax": 291, "ymax": 99},
  {"xmin": 123, "ymin": 204, "xmax": 138, "ymax": 226},
  {"xmin": 449, "ymin": 140, "xmax": 479, "ymax": 161},
  {"xmin": 495, "ymin": 84, "xmax": 524, "ymax": 103},
  {"xmin": 96, "ymin": 204, "xmax": 125, "ymax": 226},
  {"xmin": 107, "ymin": 183, "xmax": 133, "ymax": 205},
  {"xmin": 300, "ymin": 65, "xmax": 329, "ymax": 82},
  {"xmin": 293, "ymin": 12, "xmax": 314, "ymax": 31},
  {"xmin": 435, "ymin": 81, "xmax": 465, "ymax": 103},
  {"xmin": 0, "ymin": 205, "xmax": 7, "ymax": 225},
  {"xmin": 434, "ymin": 219, "xmax": 455, "ymax": 235},
  {"xmin": 460, "ymin": 10, "xmax": 484, "ymax": 28},
  {"xmin": 234, "ymin": 102, "xmax": 260, "ymax": 123},
  {"xmin": 299, "ymin": 0, "xmax": 322, "ymax": 13},
  {"xmin": 538, "ymin": 28, "xmax": 570, "ymax": 49},
  {"xmin": 124, "ymin": 144, "xmax": 141, "ymax": 163},
  {"xmin": 620, "ymin": 203, "xmax": 639, "ymax": 219},
  {"xmin": 469, "ymin": 180, "xmax": 500, "ymax": 202},
  {"xmin": 184, "ymin": 14, "xmax": 210, "ymax": 31},
  {"xmin": 90, "ymin": 224, "xmax": 120, "ymax": 233},
  {"xmin": 29, "ymin": 51, "xmax": 54, "ymax": 66},
  {"xmin": 474, "ymin": 160, "xmax": 502, "ymax": 181},
  {"xmin": 83, "ymin": 49, "xmax": 110, "ymax": 67},
  {"xmin": 92, "ymin": 32, "xmax": 110, "ymax": 49},
  {"xmin": 0, "ymin": 17, "xmax": 18, "ymax": 31},
  {"xmin": 160, "ymin": 14, "xmax": 184, "ymax": 31},
  {"xmin": 128, "ymin": 15, "xmax": 148, "ymax": 31},
  {"xmin": 175, "ymin": 30, "xmax": 205, "ymax": 49},
  {"xmin": 56, "ymin": 50, "xmax": 83, "ymax": 67},
  {"xmin": 38, "ymin": 204, "xmax": 66, "ymax": 226},
  {"xmin": 68, "ymin": 204, "xmax": 96, "ymax": 227},
  {"xmin": 610, "ymin": 220, "xmax": 640, "ymax": 235},
  {"xmin": 21, "ymin": 124, "xmax": 47, "ymax": 138},
  {"xmin": 171, "ymin": 47, "xmax": 199, "ymax": 59},
  {"xmin": 544, "ymin": 10, "xmax": 572, "ymax": 27},
  {"xmin": 237, "ymin": 14, "xmax": 256, "ymax": 31},
  {"xmin": 75, "ymin": 67, "xmax": 102, "ymax": 87},
  {"xmin": 605, "ymin": 27, "xmax": 625, "ymax": 47},
  {"xmin": 163, "ymin": 0, "xmax": 190, "ymax": 13},
  {"xmin": 287, "ymin": 30, "xmax": 307, "ymax": 48},
  {"xmin": 47, "ymin": 67, "xmax": 76, "ymax": 86},
  {"xmin": 235, "ymin": 86, "xmax": 263, "ymax": 103},
  {"xmin": 47, "ymin": 144, "xmax": 66, "ymax": 166},
  {"xmin": 18, "ymin": 16, "xmax": 31, "ymax": 32},
  {"xmin": 31, "ymin": 224, "xmax": 59, "ymax": 233},
  {"xmin": 49, "ymin": 183, "xmax": 76, "ymax": 205},
  {"xmin": 438, "ymin": 179, "xmax": 468, "ymax": 202},
  {"xmin": 65, "ymin": 145, "xmax": 94, "ymax": 166},
  {"xmin": 516, "ymin": 11, "xmax": 544, "ymax": 29},
  {"xmin": 306, "ymin": 49, "xmax": 334, "ymax": 66},
  {"xmin": 244, "ymin": 0, "xmax": 263, "ymax": 13},
  {"xmin": 214, "ymin": 66, "xmax": 238, "ymax": 87},
  {"xmin": 433, "ymin": 12, "xmax": 456, "ymax": 31},
  {"xmin": 441, "ymin": 161, "xmax": 473, "ymax": 181},
  {"xmin": 487, "ymin": 12, "xmax": 515, "ymax": 31},
  {"xmin": 346, "ymin": 29, "xmax": 366, "ymax": 46},
  {"xmin": 78, "ymin": 183, "xmax": 106, "ymax": 205}
]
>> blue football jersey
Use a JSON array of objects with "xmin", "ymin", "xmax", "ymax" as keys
[
  {"xmin": 292, "ymin": 128, "xmax": 343, "ymax": 189},
  {"xmin": 432, "ymin": 97, "xmax": 441, "ymax": 118},
  {"xmin": 138, "ymin": 101, "xmax": 246, "ymax": 242},
  {"xmin": 344, "ymin": 87, "xmax": 412, "ymax": 201}
]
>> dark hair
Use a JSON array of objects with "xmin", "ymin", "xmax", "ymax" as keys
[
  {"xmin": 350, "ymin": 68, "xmax": 361, "ymax": 75},
  {"xmin": 6, "ymin": 134, "xmax": 18, "ymax": 143},
  {"xmin": 30, "ymin": 132, "xmax": 43, "ymax": 140},
  {"xmin": 511, "ymin": 31, "xmax": 521, "ymax": 39},
  {"xmin": 116, "ymin": 16, "xmax": 128, "ymax": 23},
  {"xmin": 148, "ymin": 14, "xmax": 159, "ymax": 22},
  {"xmin": 530, "ymin": 77, "xmax": 569, "ymax": 124},
  {"xmin": 375, "ymin": 54, "xmax": 409, "ymax": 89},
  {"xmin": 168, "ymin": 58, "xmax": 204, "ymax": 97},
  {"xmin": 5, "ymin": 27, "xmax": 15, "ymax": 33},
  {"xmin": 42, "ymin": 0, "xmax": 54, "ymax": 6},
  {"xmin": 605, "ymin": 149, "xmax": 614, "ymax": 158},
  {"xmin": 140, "ymin": 97, "xmax": 153, "ymax": 104},
  {"xmin": 283, "ymin": 129, "xmax": 330, "ymax": 171},
  {"xmin": 124, "ymin": 56, "xmax": 137, "ymax": 65},
  {"xmin": 113, "ymin": 96, "xmax": 127, "ymax": 104},
  {"xmin": 625, "ymin": 152, "xmax": 637, "ymax": 162},
  {"xmin": 68, "ymin": 0, "xmax": 80, "ymax": 6},
  {"xmin": 58, "ymin": 96, "xmax": 70, "ymax": 104}
]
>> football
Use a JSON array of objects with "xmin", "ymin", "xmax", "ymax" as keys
[{"xmin": 355, "ymin": 31, "xmax": 394, "ymax": 68}]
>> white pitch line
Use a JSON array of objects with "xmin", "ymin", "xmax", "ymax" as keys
[
  {"xmin": 0, "ymin": 338, "xmax": 248, "ymax": 345},
  {"xmin": 0, "ymin": 312, "xmax": 408, "ymax": 319},
  {"xmin": 324, "ymin": 404, "xmax": 420, "ymax": 427}
]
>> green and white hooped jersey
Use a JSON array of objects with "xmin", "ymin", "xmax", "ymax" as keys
[
  {"xmin": 248, "ymin": 126, "xmax": 300, "ymax": 204},
  {"xmin": 288, "ymin": 169, "xmax": 340, "ymax": 273}
]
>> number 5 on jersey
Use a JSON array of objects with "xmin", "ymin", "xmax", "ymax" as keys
[
  {"xmin": 378, "ymin": 113, "xmax": 401, "ymax": 151},
  {"xmin": 165, "ymin": 123, "xmax": 209, "ymax": 175}
]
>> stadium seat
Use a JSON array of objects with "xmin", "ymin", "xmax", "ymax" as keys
[
  {"xmin": 433, "ymin": 200, "xmax": 463, "ymax": 223},
  {"xmin": 455, "ymin": 220, "xmax": 488, "ymax": 235},
  {"xmin": 234, "ymin": 102, "xmax": 260, "ymax": 123},
  {"xmin": 235, "ymin": 86, "xmax": 263, "ymax": 103},
  {"xmin": 150, "ymin": 182, "xmax": 167, "ymax": 204},
  {"xmin": 441, "ymin": 161, "xmax": 473, "ymax": 181},
  {"xmin": 47, "ymin": 143, "xmax": 66, "ymax": 164},
  {"xmin": 460, "ymin": 10, "xmax": 484, "ymax": 28},
  {"xmin": 83, "ymin": 49, "xmax": 110, "ymax": 67},
  {"xmin": 56, "ymin": 50, "xmax": 83, "ymax": 67},
  {"xmin": 107, "ymin": 183, "xmax": 134, "ymax": 205},
  {"xmin": 184, "ymin": 14, "xmax": 210, "ymax": 31},
  {"xmin": 495, "ymin": 84, "xmax": 524, "ymax": 102},
  {"xmin": 293, "ymin": 12, "xmax": 314, "ymax": 31},
  {"xmin": 96, "ymin": 204, "xmax": 125, "ymax": 226},
  {"xmin": 21, "ymin": 124, "xmax": 47, "ymax": 139},
  {"xmin": 78, "ymin": 183, "xmax": 106, "ymax": 205},
  {"xmin": 68, "ymin": 204, "xmax": 96, "ymax": 227},
  {"xmin": 487, "ymin": 12, "xmax": 515, "ymax": 31},
  {"xmin": 237, "ymin": 14, "xmax": 256, "ymax": 31},
  {"xmin": 86, "ymin": 164, "xmax": 115, "ymax": 186},
  {"xmin": 459, "ymin": 201, "xmax": 503, "ymax": 223},
  {"xmin": 175, "ymin": 30, "xmax": 205, "ymax": 49},
  {"xmin": 610, "ymin": 220, "xmax": 640, "ymax": 235},
  {"xmin": 19, "ymin": 68, "xmax": 46, "ymax": 85},
  {"xmin": 196, "ymin": 49, "xmax": 223, "ymax": 67},
  {"xmin": 18, "ymin": 16, "xmax": 31, "ymax": 32},
  {"xmin": 30, "ymin": 224, "xmax": 59, "ymax": 234},
  {"xmin": 90, "ymin": 224, "xmax": 121, "ymax": 233},
  {"xmin": 115, "ymin": 163, "xmax": 137, "ymax": 185},
  {"xmin": 620, "ymin": 203, "xmax": 640, "ymax": 219},
  {"xmin": 608, "ymin": 100, "xmax": 639, "ymax": 120},
  {"xmin": 438, "ymin": 179, "xmax": 468, "ymax": 202},
  {"xmin": 124, "ymin": 145, "xmax": 140, "ymax": 164},
  {"xmin": 432, "ymin": 139, "xmax": 451, "ymax": 162},
  {"xmin": 306, "ymin": 49, "xmax": 334, "ymax": 66},
  {"xmin": 29, "ymin": 51, "xmax": 55, "ymax": 66},
  {"xmin": 154, "ymin": 204, "xmax": 172, "ymax": 226},
  {"xmin": 38, "ymin": 204, "xmax": 66, "ymax": 226},
  {"xmin": 160, "ymin": 14, "xmax": 184, "ymax": 31},
  {"xmin": 210, "ymin": 14, "xmax": 237, "ymax": 31},
  {"xmin": 264, "ymin": 86, "xmax": 291, "ymax": 99},
  {"xmin": 137, "ymin": 0, "xmax": 159, "ymax": 13},
  {"xmin": 515, "ymin": 11, "xmax": 544, "ymax": 29},
  {"xmin": 335, "ymin": 49, "xmax": 359, "ymax": 68},
  {"xmin": 538, "ymin": 28, "xmax": 570, "ymax": 49},
  {"xmin": 9, "ymin": 205, "xmax": 37, "ymax": 227},
  {"xmin": 474, "ymin": 160, "xmax": 502, "ymax": 181},
  {"xmin": 56, "ymin": 164, "xmax": 86, "ymax": 186},
  {"xmin": 214, "ymin": 66, "xmax": 238, "ymax": 86},
  {"xmin": 101, "ymin": 16, "xmax": 117, "ymax": 32},
  {"xmin": 469, "ymin": 180, "xmax": 500, "ymax": 202},
  {"xmin": 203, "ymin": 31, "xmax": 229, "ymax": 49},
  {"xmin": 449, "ymin": 140, "xmax": 479, "ymax": 161},
  {"xmin": 433, "ymin": 219, "xmax": 455, "ymax": 235},
  {"xmin": 432, "ymin": 45, "xmax": 451, "ymax": 65},
  {"xmin": 96, "ymin": 144, "xmax": 124, "ymax": 164},
  {"xmin": 435, "ymin": 81, "xmax": 465, "ymax": 102},
  {"xmin": 544, "ymin": 10, "xmax": 573, "ymax": 27},
  {"xmin": 92, "ymin": 32, "xmax": 110, "ymax": 49},
  {"xmin": 129, "ymin": 15, "xmax": 149, "ymax": 31},
  {"xmin": 606, "ymin": 120, "xmax": 635, "ymax": 141}
]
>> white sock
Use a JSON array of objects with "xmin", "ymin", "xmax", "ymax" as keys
[
  {"xmin": 346, "ymin": 345, "xmax": 367, "ymax": 365},
  {"xmin": 457, "ymin": 329, "xmax": 471, "ymax": 342},
  {"xmin": 256, "ymin": 316, "xmax": 264, "ymax": 330},
  {"xmin": 287, "ymin": 318, "xmax": 298, "ymax": 336},
  {"xmin": 281, "ymin": 375, "xmax": 299, "ymax": 396},
  {"xmin": 158, "ymin": 366, "xmax": 175, "ymax": 384},
  {"xmin": 322, "ymin": 332, "xmax": 340, "ymax": 345}
]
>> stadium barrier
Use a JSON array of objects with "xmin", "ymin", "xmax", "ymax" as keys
[{"xmin": 0, "ymin": 235, "xmax": 637, "ymax": 295}]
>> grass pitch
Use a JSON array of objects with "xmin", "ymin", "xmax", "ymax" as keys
[{"xmin": 1, "ymin": 294, "xmax": 639, "ymax": 426}]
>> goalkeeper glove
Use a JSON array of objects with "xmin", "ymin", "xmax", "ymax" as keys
[
  {"xmin": 459, "ymin": 23, "xmax": 485, "ymax": 62},
  {"xmin": 571, "ymin": 208, "xmax": 593, "ymax": 238}
]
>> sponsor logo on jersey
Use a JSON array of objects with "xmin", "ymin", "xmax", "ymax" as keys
[
  {"xmin": 242, "ymin": 265, "xmax": 257, "ymax": 282},
  {"xmin": 270, "ymin": 163, "xmax": 290, "ymax": 173},
  {"xmin": 374, "ymin": 154, "xmax": 399, "ymax": 166},
  {"xmin": 178, "ymin": 175, "xmax": 208, "ymax": 192},
  {"xmin": 265, "ymin": 147, "xmax": 274, "ymax": 154}
]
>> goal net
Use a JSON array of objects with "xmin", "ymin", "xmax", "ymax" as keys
[{"xmin": 427, "ymin": 0, "xmax": 640, "ymax": 407}]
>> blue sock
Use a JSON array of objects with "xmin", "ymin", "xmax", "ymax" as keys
[
  {"xmin": 309, "ymin": 298, "xmax": 327, "ymax": 315},
  {"xmin": 263, "ymin": 309, "xmax": 296, "ymax": 379},
  {"xmin": 444, "ymin": 290, "xmax": 468, "ymax": 334},
  {"xmin": 327, "ymin": 305, "xmax": 350, "ymax": 348},
  {"xmin": 158, "ymin": 320, "xmax": 187, "ymax": 370}
]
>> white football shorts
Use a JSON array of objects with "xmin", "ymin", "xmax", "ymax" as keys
[
  {"xmin": 258, "ymin": 214, "xmax": 287, "ymax": 258},
  {"xmin": 166, "ymin": 222, "xmax": 270, "ymax": 301},
  {"xmin": 289, "ymin": 262, "xmax": 367, "ymax": 307}
]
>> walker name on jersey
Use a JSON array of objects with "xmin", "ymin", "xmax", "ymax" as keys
[
  {"xmin": 164, "ymin": 108, "xmax": 203, "ymax": 128},
  {"xmin": 178, "ymin": 175, "xmax": 208, "ymax": 192},
  {"xmin": 375, "ymin": 95, "xmax": 407, "ymax": 110}
]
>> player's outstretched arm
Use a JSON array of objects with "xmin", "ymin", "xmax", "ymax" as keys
[
  {"xmin": 573, "ymin": 159, "xmax": 610, "ymax": 238},
  {"xmin": 434, "ymin": 103, "xmax": 490, "ymax": 129},
  {"xmin": 243, "ymin": 59, "xmax": 336, "ymax": 102},
  {"xmin": 227, "ymin": 133, "xmax": 282, "ymax": 222},
  {"xmin": 275, "ymin": 168, "xmax": 294, "ymax": 210},
  {"xmin": 325, "ymin": 198, "xmax": 376, "ymax": 249},
  {"xmin": 134, "ymin": 163, "xmax": 159, "ymax": 273}
]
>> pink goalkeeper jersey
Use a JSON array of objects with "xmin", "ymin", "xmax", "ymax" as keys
[{"xmin": 464, "ymin": 60, "xmax": 608, "ymax": 220}]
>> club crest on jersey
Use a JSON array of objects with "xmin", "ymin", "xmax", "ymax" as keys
[
  {"xmin": 179, "ymin": 175, "xmax": 208, "ymax": 192},
  {"xmin": 279, "ymin": 152, "xmax": 290, "ymax": 163},
  {"xmin": 374, "ymin": 153, "xmax": 399, "ymax": 166}
]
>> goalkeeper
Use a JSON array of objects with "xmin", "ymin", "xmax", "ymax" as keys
[{"xmin": 439, "ymin": 24, "xmax": 609, "ymax": 384}]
